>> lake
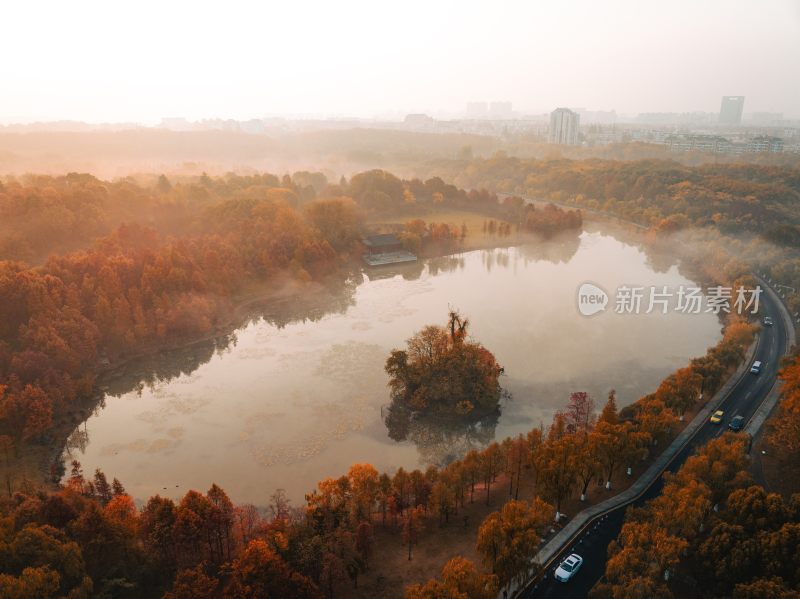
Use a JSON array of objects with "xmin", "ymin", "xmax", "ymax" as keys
[{"xmin": 62, "ymin": 228, "xmax": 722, "ymax": 505}]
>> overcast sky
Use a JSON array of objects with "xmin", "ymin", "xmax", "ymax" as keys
[{"xmin": 2, "ymin": 0, "xmax": 799, "ymax": 123}]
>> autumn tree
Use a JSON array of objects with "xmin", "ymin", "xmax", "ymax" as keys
[
  {"xmin": 163, "ymin": 564, "xmax": 218, "ymax": 599},
  {"xmin": 768, "ymin": 355, "xmax": 800, "ymax": 459},
  {"xmin": 406, "ymin": 557, "xmax": 499, "ymax": 599},
  {"xmin": 139, "ymin": 495, "xmax": 177, "ymax": 570},
  {"xmin": 504, "ymin": 435, "xmax": 527, "ymax": 500},
  {"xmin": 655, "ymin": 366, "xmax": 702, "ymax": 421},
  {"xmin": 0, "ymin": 567, "xmax": 61, "ymax": 598},
  {"xmin": 538, "ymin": 414, "xmax": 579, "ymax": 519},
  {"xmin": 429, "ymin": 477, "xmax": 457, "ymax": 526},
  {"xmin": 603, "ymin": 521, "xmax": 687, "ymax": 595},
  {"xmin": 675, "ymin": 433, "xmax": 751, "ymax": 506},
  {"xmin": 4, "ymin": 524, "xmax": 91, "ymax": 597},
  {"xmin": 0, "ymin": 434, "xmax": 13, "ymax": 495},
  {"xmin": 594, "ymin": 392, "xmax": 649, "ymax": 490},
  {"xmin": 577, "ymin": 435, "xmax": 602, "ymax": 502},
  {"xmin": 476, "ymin": 498, "xmax": 554, "ymax": 589},
  {"xmin": 563, "ymin": 391, "xmax": 595, "ymax": 437},
  {"xmin": 347, "ymin": 463, "xmax": 379, "ymax": 524},
  {"xmin": 733, "ymin": 578, "xmax": 799, "ymax": 599},
  {"xmin": 304, "ymin": 198, "xmax": 362, "ymax": 250},
  {"xmin": 480, "ymin": 443, "xmax": 502, "ymax": 505},
  {"xmin": 462, "ymin": 450, "xmax": 481, "ymax": 504},
  {"xmin": 385, "ymin": 311, "xmax": 503, "ymax": 418},
  {"xmin": 402, "ymin": 506, "xmax": 426, "ymax": 561},
  {"xmin": 226, "ymin": 539, "xmax": 322, "ymax": 599}
]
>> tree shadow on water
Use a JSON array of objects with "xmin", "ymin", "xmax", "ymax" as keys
[{"xmin": 384, "ymin": 400, "xmax": 500, "ymax": 468}]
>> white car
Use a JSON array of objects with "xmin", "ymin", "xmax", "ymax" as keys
[
  {"xmin": 750, "ymin": 361, "xmax": 762, "ymax": 375},
  {"xmin": 554, "ymin": 553, "xmax": 583, "ymax": 582}
]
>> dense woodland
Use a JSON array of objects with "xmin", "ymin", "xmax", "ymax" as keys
[
  {"xmin": 428, "ymin": 155, "xmax": 800, "ymax": 317},
  {"xmin": 437, "ymin": 156, "xmax": 800, "ymax": 235},
  {"xmin": 0, "ymin": 170, "xmax": 583, "ymax": 465},
  {"xmin": 0, "ymin": 161, "xmax": 797, "ymax": 597},
  {"xmin": 0, "ymin": 311, "xmax": 755, "ymax": 597},
  {"xmin": 768, "ymin": 353, "xmax": 800, "ymax": 468},
  {"xmin": 0, "ymin": 169, "xmax": 581, "ymax": 264},
  {"xmin": 591, "ymin": 433, "xmax": 800, "ymax": 599}
]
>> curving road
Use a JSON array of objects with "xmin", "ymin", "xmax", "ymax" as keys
[{"xmin": 523, "ymin": 286, "xmax": 789, "ymax": 599}]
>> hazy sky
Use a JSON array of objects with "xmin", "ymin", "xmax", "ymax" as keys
[{"xmin": 2, "ymin": 0, "xmax": 799, "ymax": 123}]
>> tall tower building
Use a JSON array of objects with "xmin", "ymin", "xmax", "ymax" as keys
[
  {"xmin": 549, "ymin": 108, "xmax": 580, "ymax": 145},
  {"xmin": 719, "ymin": 96, "xmax": 745, "ymax": 125}
]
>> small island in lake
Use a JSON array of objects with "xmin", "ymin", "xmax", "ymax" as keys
[{"xmin": 385, "ymin": 311, "xmax": 504, "ymax": 419}]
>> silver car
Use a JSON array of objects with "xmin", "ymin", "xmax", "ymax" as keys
[{"xmin": 555, "ymin": 553, "xmax": 583, "ymax": 582}]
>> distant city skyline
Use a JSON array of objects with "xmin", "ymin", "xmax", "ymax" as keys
[{"xmin": 1, "ymin": 0, "xmax": 798, "ymax": 124}]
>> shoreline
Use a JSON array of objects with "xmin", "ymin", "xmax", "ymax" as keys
[{"xmin": 8, "ymin": 216, "xmax": 641, "ymax": 497}]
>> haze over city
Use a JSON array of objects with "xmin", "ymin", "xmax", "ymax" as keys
[
  {"xmin": 4, "ymin": 3, "xmax": 800, "ymax": 599},
  {"xmin": 2, "ymin": 0, "xmax": 799, "ymax": 123}
]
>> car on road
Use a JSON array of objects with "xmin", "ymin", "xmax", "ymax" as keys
[
  {"xmin": 750, "ymin": 361, "xmax": 762, "ymax": 375},
  {"xmin": 729, "ymin": 415, "xmax": 745, "ymax": 431},
  {"xmin": 763, "ymin": 316, "xmax": 774, "ymax": 326},
  {"xmin": 554, "ymin": 553, "xmax": 583, "ymax": 582},
  {"xmin": 710, "ymin": 410, "xmax": 724, "ymax": 424}
]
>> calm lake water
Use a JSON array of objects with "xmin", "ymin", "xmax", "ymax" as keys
[{"xmin": 63, "ymin": 229, "xmax": 722, "ymax": 505}]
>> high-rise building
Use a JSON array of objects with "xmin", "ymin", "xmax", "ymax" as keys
[
  {"xmin": 549, "ymin": 108, "xmax": 580, "ymax": 145},
  {"xmin": 719, "ymin": 96, "xmax": 745, "ymax": 125}
]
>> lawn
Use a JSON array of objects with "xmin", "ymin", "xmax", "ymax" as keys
[{"xmin": 366, "ymin": 208, "xmax": 529, "ymax": 255}]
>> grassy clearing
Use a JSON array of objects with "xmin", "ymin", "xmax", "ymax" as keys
[{"xmin": 366, "ymin": 208, "xmax": 530, "ymax": 254}]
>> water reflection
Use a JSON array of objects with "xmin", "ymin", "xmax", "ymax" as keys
[
  {"xmin": 364, "ymin": 259, "xmax": 426, "ymax": 281},
  {"xmin": 384, "ymin": 403, "xmax": 500, "ymax": 467},
  {"xmin": 101, "ymin": 273, "xmax": 364, "ymax": 398},
  {"xmin": 61, "ymin": 229, "xmax": 721, "ymax": 505},
  {"xmin": 514, "ymin": 232, "xmax": 580, "ymax": 264}
]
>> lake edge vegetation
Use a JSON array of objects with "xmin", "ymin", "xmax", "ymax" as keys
[{"xmin": 3, "ymin": 159, "xmax": 798, "ymax": 597}]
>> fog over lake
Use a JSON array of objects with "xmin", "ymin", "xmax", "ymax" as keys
[{"xmin": 63, "ymin": 229, "xmax": 722, "ymax": 505}]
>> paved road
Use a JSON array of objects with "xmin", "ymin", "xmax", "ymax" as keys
[{"xmin": 523, "ymin": 290, "xmax": 788, "ymax": 598}]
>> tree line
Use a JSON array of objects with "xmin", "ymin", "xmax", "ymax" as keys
[
  {"xmin": 434, "ymin": 155, "xmax": 800, "ymax": 236},
  {"xmin": 0, "ymin": 169, "xmax": 527, "ymax": 472},
  {"xmin": 0, "ymin": 312, "xmax": 755, "ymax": 597},
  {"xmin": 591, "ymin": 431, "xmax": 800, "ymax": 599},
  {"xmin": 429, "ymin": 154, "xmax": 800, "ymax": 323},
  {"xmin": 0, "ymin": 169, "xmax": 513, "ymax": 265}
]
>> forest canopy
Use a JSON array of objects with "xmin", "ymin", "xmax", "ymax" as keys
[{"xmin": 385, "ymin": 311, "xmax": 503, "ymax": 418}]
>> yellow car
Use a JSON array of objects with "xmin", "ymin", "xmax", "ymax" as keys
[{"xmin": 710, "ymin": 410, "xmax": 724, "ymax": 424}]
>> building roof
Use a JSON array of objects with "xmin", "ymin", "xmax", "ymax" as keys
[{"xmin": 362, "ymin": 233, "xmax": 401, "ymax": 248}]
